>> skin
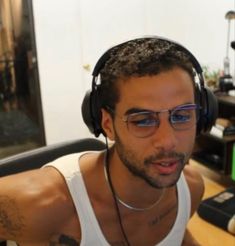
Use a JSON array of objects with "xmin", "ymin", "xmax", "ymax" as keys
[
  {"xmin": 102, "ymin": 67, "xmax": 197, "ymax": 194},
  {"xmin": 0, "ymin": 67, "xmax": 204, "ymax": 245}
]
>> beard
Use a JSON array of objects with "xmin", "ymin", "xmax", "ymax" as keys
[{"xmin": 113, "ymin": 128, "xmax": 189, "ymax": 188}]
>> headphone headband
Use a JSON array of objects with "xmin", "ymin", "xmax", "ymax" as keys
[{"xmin": 82, "ymin": 36, "xmax": 217, "ymax": 137}]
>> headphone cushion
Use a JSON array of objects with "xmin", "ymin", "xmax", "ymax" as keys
[
  {"xmin": 204, "ymin": 87, "xmax": 218, "ymax": 131},
  {"xmin": 198, "ymin": 87, "xmax": 218, "ymax": 133},
  {"xmin": 81, "ymin": 89, "xmax": 104, "ymax": 137},
  {"xmin": 82, "ymin": 90, "xmax": 94, "ymax": 134}
]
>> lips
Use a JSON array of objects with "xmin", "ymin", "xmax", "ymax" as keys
[
  {"xmin": 151, "ymin": 159, "xmax": 179, "ymax": 175},
  {"xmin": 159, "ymin": 162, "xmax": 174, "ymax": 167}
]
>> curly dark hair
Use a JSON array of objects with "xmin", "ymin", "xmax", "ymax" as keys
[{"xmin": 99, "ymin": 38, "xmax": 195, "ymax": 111}]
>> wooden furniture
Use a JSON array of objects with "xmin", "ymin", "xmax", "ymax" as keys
[
  {"xmin": 188, "ymin": 160, "xmax": 235, "ymax": 246},
  {"xmin": 192, "ymin": 94, "xmax": 235, "ymax": 176}
]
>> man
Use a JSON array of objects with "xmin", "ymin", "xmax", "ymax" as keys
[{"xmin": 0, "ymin": 37, "xmax": 213, "ymax": 245}]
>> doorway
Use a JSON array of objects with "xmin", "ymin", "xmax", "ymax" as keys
[{"xmin": 0, "ymin": 0, "xmax": 45, "ymax": 158}]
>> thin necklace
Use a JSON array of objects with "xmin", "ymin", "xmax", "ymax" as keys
[{"xmin": 103, "ymin": 155, "xmax": 165, "ymax": 212}]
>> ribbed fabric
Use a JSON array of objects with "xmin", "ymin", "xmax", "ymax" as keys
[{"xmin": 45, "ymin": 151, "xmax": 191, "ymax": 246}]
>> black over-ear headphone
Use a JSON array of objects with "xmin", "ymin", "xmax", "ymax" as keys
[{"xmin": 82, "ymin": 36, "xmax": 218, "ymax": 137}]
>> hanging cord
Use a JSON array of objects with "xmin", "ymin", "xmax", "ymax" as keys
[{"xmin": 104, "ymin": 137, "xmax": 131, "ymax": 246}]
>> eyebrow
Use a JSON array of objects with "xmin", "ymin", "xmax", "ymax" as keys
[
  {"xmin": 174, "ymin": 103, "xmax": 197, "ymax": 110},
  {"xmin": 124, "ymin": 108, "xmax": 152, "ymax": 116},
  {"xmin": 124, "ymin": 103, "xmax": 196, "ymax": 115}
]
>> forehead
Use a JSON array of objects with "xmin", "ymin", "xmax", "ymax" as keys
[{"xmin": 116, "ymin": 67, "xmax": 195, "ymax": 112}]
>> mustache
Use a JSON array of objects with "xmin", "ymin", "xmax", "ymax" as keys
[{"xmin": 144, "ymin": 151, "xmax": 187, "ymax": 165}]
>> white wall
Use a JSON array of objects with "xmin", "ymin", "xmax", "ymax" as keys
[
  {"xmin": 32, "ymin": 0, "xmax": 235, "ymax": 145},
  {"xmin": 32, "ymin": 0, "xmax": 92, "ymax": 144},
  {"xmin": 145, "ymin": 0, "xmax": 235, "ymax": 72}
]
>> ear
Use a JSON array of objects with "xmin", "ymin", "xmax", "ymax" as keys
[{"xmin": 101, "ymin": 108, "xmax": 115, "ymax": 141}]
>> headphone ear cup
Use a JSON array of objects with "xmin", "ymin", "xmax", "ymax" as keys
[
  {"xmin": 196, "ymin": 86, "xmax": 218, "ymax": 134},
  {"xmin": 81, "ymin": 88, "xmax": 104, "ymax": 137},
  {"xmin": 195, "ymin": 84, "xmax": 202, "ymax": 135},
  {"xmin": 82, "ymin": 90, "xmax": 93, "ymax": 133},
  {"xmin": 203, "ymin": 87, "xmax": 218, "ymax": 131}
]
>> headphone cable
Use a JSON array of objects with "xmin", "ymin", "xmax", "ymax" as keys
[{"xmin": 104, "ymin": 138, "xmax": 131, "ymax": 246}]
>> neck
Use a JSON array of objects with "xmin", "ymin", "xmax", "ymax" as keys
[{"xmin": 105, "ymin": 148, "xmax": 166, "ymax": 209}]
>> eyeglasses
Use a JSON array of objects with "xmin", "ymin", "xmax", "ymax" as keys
[{"xmin": 107, "ymin": 104, "xmax": 199, "ymax": 138}]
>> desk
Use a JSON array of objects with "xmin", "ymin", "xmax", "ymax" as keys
[{"xmin": 188, "ymin": 160, "xmax": 235, "ymax": 246}]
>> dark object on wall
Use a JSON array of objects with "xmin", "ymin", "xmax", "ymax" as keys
[
  {"xmin": 198, "ymin": 187, "xmax": 235, "ymax": 235},
  {"xmin": 225, "ymin": 10, "xmax": 235, "ymax": 20},
  {"xmin": 231, "ymin": 40, "xmax": 235, "ymax": 50}
]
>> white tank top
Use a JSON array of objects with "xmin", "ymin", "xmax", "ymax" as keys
[{"xmin": 45, "ymin": 152, "xmax": 191, "ymax": 246}]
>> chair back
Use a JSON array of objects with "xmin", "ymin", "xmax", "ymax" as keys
[{"xmin": 0, "ymin": 138, "xmax": 106, "ymax": 177}]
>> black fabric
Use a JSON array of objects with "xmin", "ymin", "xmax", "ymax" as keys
[
  {"xmin": 197, "ymin": 187, "xmax": 235, "ymax": 235},
  {"xmin": 0, "ymin": 138, "xmax": 106, "ymax": 177}
]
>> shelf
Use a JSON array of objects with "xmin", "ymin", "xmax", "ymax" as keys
[
  {"xmin": 217, "ymin": 94, "xmax": 235, "ymax": 106},
  {"xmin": 194, "ymin": 94, "xmax": 235, "ymax": 175},
  {"xmin": 205, "ymin": 132, "xmax": 235, "ymax": 143}
]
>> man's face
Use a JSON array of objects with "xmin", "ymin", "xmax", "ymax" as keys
[{"xmin": 105, "ymin": 67, "xmax": 196, "ymax": 188}]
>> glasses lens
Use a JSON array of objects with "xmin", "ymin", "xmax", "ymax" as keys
[
  {"xmin": 171, "ymin": 105, "xmax": 197, "ymax": 130},
  {"xmin": 127, "ymin": 112, "xmax": 159, "ymax": 137}
]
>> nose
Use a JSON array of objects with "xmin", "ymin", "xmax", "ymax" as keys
[{"xmin": 151, "ymin": 115, "xmax": 178, "ymax": 152}]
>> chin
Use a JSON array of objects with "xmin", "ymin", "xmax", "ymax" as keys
[
  {"xmin": 145, "ymin": 167, "xmax": 184, "ymax": 188},
  {"xmin": 147, "ymin": 175, "xmax": 181, "ymax": 188},
  {"xmin": 132, "ymin": 169, "xmax": 181, "ymax": 189}
]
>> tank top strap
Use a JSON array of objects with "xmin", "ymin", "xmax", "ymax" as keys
[{"xmin": 44, "ymin": 152, "xmax": 109, "ymax": 245}]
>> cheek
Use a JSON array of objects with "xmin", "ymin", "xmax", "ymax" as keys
[{"xmin": 177, "ymin": 127, "xmax": 196, "ymax": 152}]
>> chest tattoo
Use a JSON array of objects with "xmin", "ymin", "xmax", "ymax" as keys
[{"xmin": 148, "ymin": 204, "xmax": 177, "ymax": 226}]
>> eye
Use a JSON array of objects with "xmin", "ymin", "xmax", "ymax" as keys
[
  {"xmin": 128, "ymin": 114, "xmax": 159, "ymax": 127},
  {"xmin": 171, "ymin": 110, "xmax": 192, "ymax": 123}
]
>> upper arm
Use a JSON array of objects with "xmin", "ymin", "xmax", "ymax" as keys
[
  {"xmin": 0, "ymin": 168, "xmax": 73, "ymax": 241},
  {"xmin": 183, "ymin": 165, "xmax": 205, "ymax": 217}
]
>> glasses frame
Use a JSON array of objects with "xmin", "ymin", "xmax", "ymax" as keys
[{"xmin": 106, "ymin": 103, "xmax": 201, "ymax": 138}]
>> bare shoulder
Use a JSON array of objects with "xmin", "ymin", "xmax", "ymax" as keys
[
  {"xmin": 183, "ymin": 164, "xmax": 205, "ymax": 216},
  {"xmin": 0, "ymin": 167, "xmax": 74, "ymax": 241}
]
